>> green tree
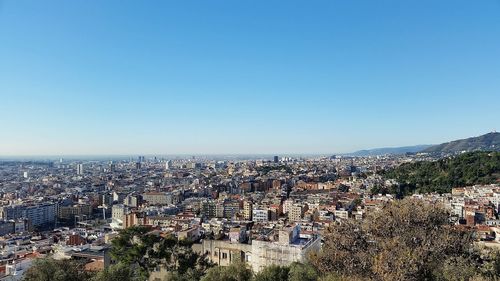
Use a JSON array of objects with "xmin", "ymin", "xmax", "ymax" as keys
[
  {"xmin": 156, "ymin": 268, "xmax": 207, "ymax": 281},
  {"xmin": 22, "ymin": 258, "xmax": 93, "ymax": 281},
  {"xmin": 110, "ymin": 226, "xmax": 212, "ymax": 279},
  {"xmin": 254, "ymin": 265, "xmax": 289, "ymax": 281},
  {"xmin": 92, "ymin": 262, "xmax": 140, "ymax": 281},
  {"xmin": 288, "ymin": 262, "xmax": 318, "ymax": 281},
  {"xmin": 200, "ymin": 262, "xmax": 253, "ymax": 281},
  {"xmin": 381, "ymin": 151, "xmax": 500, "ymax": 195}
]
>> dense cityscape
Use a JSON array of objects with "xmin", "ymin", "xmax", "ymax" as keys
[
  {"xmin": 0, "ymin": 132, "xmax": 499, "ymax": 280},
  {"xmin": 1, "ymin": 1, "xmax": 499, "ymax": 280}
]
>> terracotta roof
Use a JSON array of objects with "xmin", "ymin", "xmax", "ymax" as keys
[{"xmin": 476, "ymin": 225, "xmax": 492, "ymax": 232}]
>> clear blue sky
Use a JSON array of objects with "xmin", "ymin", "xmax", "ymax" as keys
[{"xmin": 0, "ymin": 0, "xmax": 499, "ymax": 155}]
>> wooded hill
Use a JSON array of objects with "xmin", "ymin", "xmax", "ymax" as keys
[{"xmin": 380, "ymin": 151, "xmax": 500, "ymax": 195}]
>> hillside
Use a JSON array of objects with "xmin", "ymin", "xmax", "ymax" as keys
[
  {"xmin": 423, "ymin": 132, "xmax": 500, "ymax": 154},
  {"xmin": 348, "ymin": 145, "xmax": 432, "ymax": 156},
  {"xmin": 380, "ymin": 151, "xmax": 500, "ymax": 195}
]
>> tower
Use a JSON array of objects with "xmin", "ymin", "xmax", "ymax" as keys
[
  {"xmin": 76, "ymin": 164, "xmax": 83, "ymax": 175},
  {"xmin": 165, "ymin": 160, "xmax": 172, "ymax": 170},
  {"xmin": 109, "ymin": 161, "xmax": 116, "ymax": 172}
]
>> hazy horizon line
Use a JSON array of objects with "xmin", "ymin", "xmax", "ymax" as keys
[{"xmin": 0, "ymin": 146, "xmax": 437, "ymax": 161}]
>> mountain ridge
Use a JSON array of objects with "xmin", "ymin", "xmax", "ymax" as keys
[
  {"xmin": 423, "ymin": 132, "xmax": 500, "ymax": 153},
  {"xmin": 345, "ymin": 132, "xmax": 500, "ymax": 157},
  {"xmin": 347, "ymin": 145, "xmax": 433, "ymax": 157}
]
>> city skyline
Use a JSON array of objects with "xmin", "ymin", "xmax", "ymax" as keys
[{"xmin": 1, "ymin": 0, "xmax": 499, "ymax": 155}]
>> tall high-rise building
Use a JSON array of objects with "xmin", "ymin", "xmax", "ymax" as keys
[
  {"xmin": 273, "ymin": 156, "xmax": 279, "ymax": 163},
  {"xmin": 201, "ymin": 201, "xmax": 216, "ymax": 219},
  {"xmin": 76, "ymin": 164, "xmax": 84, "ymax": 175},
  {"xmin": 109, "ymin": 161, "xmax": 116, "ymax": 172},
  {"xmin": 243, "ymin": 200, "xmax": 253, "ymax": 221},
  {"xmin": 165, "ymin": 160, "xmax": 172, "ymax": 170}
]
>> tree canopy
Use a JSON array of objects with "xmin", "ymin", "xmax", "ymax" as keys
[
  {"xmin": 109, "ymin": 226, "xmax": 212, "ymax": 280},
  {"xmin": 200, "ymin": 263, "xmax": 253, "ymax": 281},
  {"xmin": 310, "ymin": 198, "xmax": 493, "ymax": 281},
  {"xmin": 380, "ymin": 151, "xmax": 500, "ymax": 196},
  {"xmin": 22, "ymin": 258, "xmax": 92, "ymax": 281}
]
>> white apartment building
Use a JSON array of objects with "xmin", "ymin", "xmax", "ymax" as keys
[
  {"xmin": 0, "ymin": 203, "xmax": 57, "ymax": 228},
  {"xmin": 252, "ymin": 208, "xmax": 269, "ymax": 222}
]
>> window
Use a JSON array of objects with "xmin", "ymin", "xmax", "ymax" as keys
[{"xmin": 222, "ymin": 253, "xmax": 228, "ymax": 259}]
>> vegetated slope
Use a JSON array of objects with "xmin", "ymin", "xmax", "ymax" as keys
[
  {"xmin": 381, "ymin": 151, "xmax": 500, "ymax": 195},
  {"xmin": 348, "ymin": 145, "xmax": 432, "ymax": 157},
  {"xmin": 423, "ymin": 132, "xmax": 500, "ymax": 154}
]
